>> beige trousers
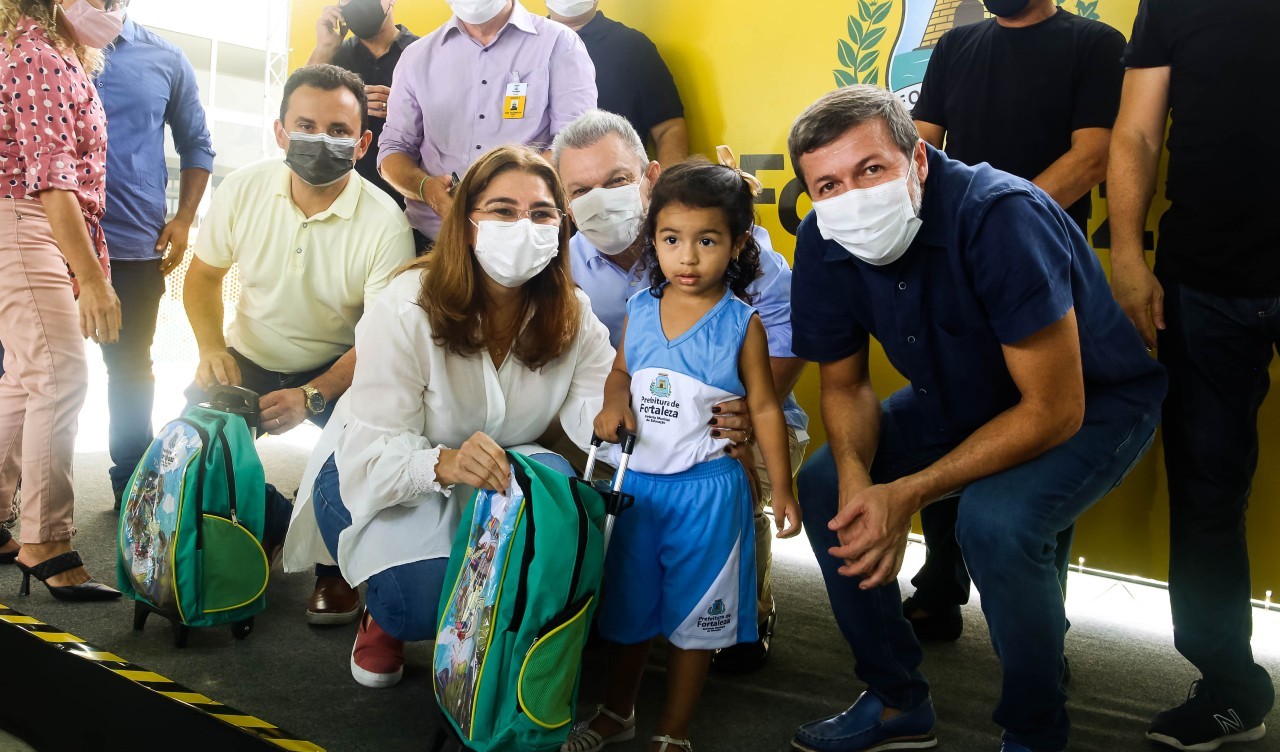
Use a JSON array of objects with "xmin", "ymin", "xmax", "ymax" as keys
[
  {"xmin": 751, "ymin": 426, "xmax": 809, "ymax": 622},
  {"xmin": 0, "ymin": 198, "xmax": 87, "ymax": 543}
]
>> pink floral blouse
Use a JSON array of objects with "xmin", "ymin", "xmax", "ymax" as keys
[{"xmin": 0, "ymin": 18, "xmax": 110, "ymax": 283}]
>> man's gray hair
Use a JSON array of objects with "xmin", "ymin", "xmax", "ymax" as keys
[
  {"xmin": 551, "ymin": 109, "xmax": 649, "ymax": 172},
  {"xmin": 788, "ymin": 85, "xmax": 920, "ymax": 190}
]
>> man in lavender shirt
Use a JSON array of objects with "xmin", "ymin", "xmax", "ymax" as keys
[{"xmin": 378, "ymin": 0, "xmax": 596, "ymax": 245}]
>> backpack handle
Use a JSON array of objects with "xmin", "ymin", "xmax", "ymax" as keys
[{"xmin": 204, "ymin": 385, "xmax": 260, "ymax": 423}]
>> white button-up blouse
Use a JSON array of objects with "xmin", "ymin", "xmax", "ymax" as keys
[{"xmin": 284, "ymin": 268, "xmax": 615, "ymax": 586}]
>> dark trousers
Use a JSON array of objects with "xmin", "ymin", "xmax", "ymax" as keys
[
  {"xmin": 101, "ymin": 260, "xmax": 166, "ymax": 495},
  {"xmin": 412, "ymin": 228, "xmax": 434, "ymax": 256},
  {"xmin": 185, "ymin": 348, "xmax": 340, "ymax": 577},
  {"xmin": 183, "ymin": 349, "xmax": 339, "ymax": 428},
  {"xmin": 798, "ymin": 387, "xmax": 1159, "ymax": 750},
  {"xmin": 1160, "ymin": 278, "xmax": 1278, "ymax": 715}
]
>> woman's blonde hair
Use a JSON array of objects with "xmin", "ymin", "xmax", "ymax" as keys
[
  {"xmin": 405, "ymin": 145, "xmax": 581, "ymax": 371},
  {"xmin": 0, "ymin": 0, "xmax": 105, "ymax": 74}
]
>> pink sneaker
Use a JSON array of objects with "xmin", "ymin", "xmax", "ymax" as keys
[{"xmin": 350, "ymin": 609, "xmax": 405, "ymax": 688}]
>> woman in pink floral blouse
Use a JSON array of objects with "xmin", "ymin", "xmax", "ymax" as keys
[{"xmin": 0, "ymin": 0, "xmax": 124, "ymax": 601}]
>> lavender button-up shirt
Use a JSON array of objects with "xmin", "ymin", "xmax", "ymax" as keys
[{"xmin": 378, "ymin": 2, "xmax": 597, "ymax": 237}]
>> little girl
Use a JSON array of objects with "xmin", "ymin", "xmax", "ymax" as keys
[{"xmin": 563, "ymin": 161, "xmax": 803, "ymax": 752}]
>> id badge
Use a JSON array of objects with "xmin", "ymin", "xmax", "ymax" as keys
[{"xmin": 503, "ymin": 82, "xmax": 528, "ymax": 120}]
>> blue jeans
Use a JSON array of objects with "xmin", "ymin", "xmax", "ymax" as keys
[
  {"xmin": 798, "ymin": 387, "xmax": 1159, "ymax": 751},
  {"xmin": 909, "ymin": 503, "xmax": 1076, "ymax": 616},
  {"xmin": 1159, "ymin": 279, "xmax": 1278, "ymax": 714},
  {"xmin": 311, "ymin": 450, "xmax": 575, "ymax": 642}
]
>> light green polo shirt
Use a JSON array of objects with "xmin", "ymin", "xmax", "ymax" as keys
[{"xmin": 195, "ymin": 158, "xmax": 415, "ymax": 373}]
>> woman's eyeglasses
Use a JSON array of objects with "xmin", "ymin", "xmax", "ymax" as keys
[{"xmin": 471, "ymin": 206, "xmax": 564, "ymax": 226}]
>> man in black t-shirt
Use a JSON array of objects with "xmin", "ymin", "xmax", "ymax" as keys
[
  {"xmin": 905, "ymin": 0, "xmax": 1125, "ymax": 645},
  {"xmin": 548, "ymin": 1, "xmax": 688, "ymax": 167},
  {"xmin": 1110, "ymin": 1, "xmax": 1280, "ymax": 748},
  {"xmin": 307, "ymin": 0, "xmax": 418, "ymax": 211}
]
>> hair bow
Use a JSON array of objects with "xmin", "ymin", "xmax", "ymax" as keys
[{"xmin": 716, "ymin": 145, "xmax": 763, "ymax": 198}]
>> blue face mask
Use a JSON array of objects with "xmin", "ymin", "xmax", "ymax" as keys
[{"xmin": 983, "ymin": 0, "xmax": 1031, "ymax": 17}]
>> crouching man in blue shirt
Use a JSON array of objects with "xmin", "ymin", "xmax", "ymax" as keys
[{"xmin": 786, "ymin": 85, "xmax": 1166, "ymax": 752}]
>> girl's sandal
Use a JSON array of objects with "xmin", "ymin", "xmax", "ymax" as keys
[
  {"xmin": 652, "ymin": 735, "xmax": 693, "ymax": 751},
  {"xmin": 560, "ymin": 705, "xmax": 636, "ymax": 752}
]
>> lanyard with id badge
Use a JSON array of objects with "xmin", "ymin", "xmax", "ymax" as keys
[{"xmin": 503, "ymin": 71, "xmax": 527, "ymax": 120}]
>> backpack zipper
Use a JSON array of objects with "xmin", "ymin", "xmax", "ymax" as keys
[
  {"xmin": 174, "ymin": 418, "xmax": 212, "ymax": 551},
  {"xmin": 566, "ymin": 477, "xmax": 592, "ymax": 610},
  {"xmin": 507, "ymin": 457, "xmax": 536, "ymax": 634},
  {"xmin": 215, "ymin": 421, "xmax": 239, "ymax": 526}
]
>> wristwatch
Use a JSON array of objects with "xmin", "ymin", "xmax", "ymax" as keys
[{"xmin": 300, "ymin": 384, "xmax": 327, "ymax": 416}]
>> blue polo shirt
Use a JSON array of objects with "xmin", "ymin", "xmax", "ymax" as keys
[
  {"xmin": 570, "ymin": 225, "xmax": 809, "ymax": 432},
  {"xmin": 791, "ymin": 146, "xmax": 1165, "ymax": 444},
  {"xmin": 97, "ymin": 19, "xmax": 215, "ymax": 260}
]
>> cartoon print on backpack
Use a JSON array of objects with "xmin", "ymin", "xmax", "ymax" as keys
[
  {"xmin": 435, "ymin": 481, "xmax": 523, "ymax": 736},
  {"xmin": 121, "ymin": 423, "xmax": 200, "ymax": 610}
]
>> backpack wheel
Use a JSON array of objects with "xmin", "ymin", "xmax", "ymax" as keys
[
  {"xmin": 232, "ymin": 618, "xmax": 254, "ymax": 640},
  {"xmin": 132, "ymin": 601, "xmax": 150, "ymax": 631}
]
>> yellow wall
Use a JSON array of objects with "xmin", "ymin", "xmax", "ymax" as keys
[{"xmin": 287, "ymin": 0, "xmax": 1280, "ymax": 595}]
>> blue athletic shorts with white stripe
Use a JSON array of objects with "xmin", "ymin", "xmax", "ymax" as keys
[{"xmin": 597, "ymin": 455, "xmax": 758, "ymax": 650}]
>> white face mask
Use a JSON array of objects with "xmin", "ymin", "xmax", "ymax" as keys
[
  {"xmin": 812, "ymin": 163, "xmax": 923, "ymax": 266},
  {"xmin": 547, "ymin": 0, "xmax": 596, "ymax": 17},
  {"xmin": 473, "ymin": 218, "xmax": 561, "ymax": 288},
  {"xmin": 61, "ymin": 0, "xmax": 125, "ymax": 48},
  {"xmin": 570, "ymin": 182, "xmax": 645, "ymax": 256},
  {"xmin": 448, "ymin": 0, "xmax": 508, "ymax": 25}
]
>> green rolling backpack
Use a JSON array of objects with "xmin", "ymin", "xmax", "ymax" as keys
[
  {"xmin": 116, "ymin": 386, "xmax": 270, "ymax": 647},
  {"xmin": 433, "ymin": 452, "xmax": 608, "ymax": 752}
]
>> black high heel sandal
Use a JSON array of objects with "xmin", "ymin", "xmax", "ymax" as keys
[
  {"xmin": 0, "ymin": 529, "xmax": 16, "ymax": 565},
  {"xmin": 16, "ymin": 550, "xmax": 121, "ymax": 601}
]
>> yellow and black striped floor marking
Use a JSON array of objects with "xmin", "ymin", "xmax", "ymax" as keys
[{"xmin": 0, "ymin": 600, "xmax": 324, "ymax": 751}]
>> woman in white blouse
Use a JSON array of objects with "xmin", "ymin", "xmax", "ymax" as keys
[{"xmin": 283, "ymin": 146, "xmax": 614, "ymax": 688}]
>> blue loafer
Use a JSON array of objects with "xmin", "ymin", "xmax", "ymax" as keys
[{"xmin": 792, "ymin": 692, "xmax": 938, "ymax": 752}]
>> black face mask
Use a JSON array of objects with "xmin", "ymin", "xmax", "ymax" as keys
[
  {"xmin": 285, "ymin": 133, "xmax": 357, "ymax": 187},
  {"xmin": 983, "ymin": 0, "xmax": 1032, "ymax": 17},
  {"xmin": 342, "ymin": 0, "xmax": 388, "ymax": 40}
]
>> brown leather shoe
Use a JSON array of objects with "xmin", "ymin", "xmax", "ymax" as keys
[{"xmin": 307, "ymin": 575, "xmax": 361, "ymax": 625}]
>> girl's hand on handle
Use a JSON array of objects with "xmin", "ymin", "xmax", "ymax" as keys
[
  {"xmin": 437, "ymin": 431, "xmax": 510, "ymax": 493},
  {"xmin": 77, "ymin": 277, "xmax": 121, "ymax": 344},
  {"xmin": 772, "ymin": 492, "xmax": 803, "ymax": 539},
  {"xmin": 592, "ymin": 405, "xmax": 636, "ymax": 444}
]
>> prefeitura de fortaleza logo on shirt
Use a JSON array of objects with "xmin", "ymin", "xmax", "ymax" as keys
[
  {"xmin": 649, "ymin": 373, "xmax": 672, "ymax": 398},
  {"xmin": 639, "ymin": 372, "xmax": 680, "ymax": 426}
]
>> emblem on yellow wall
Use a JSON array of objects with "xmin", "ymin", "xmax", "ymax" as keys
[
  {"xmin": 835, "ymin": 0, "xmax": 1106, "ymax": 110},
  {"xmin": 1058, "ymin": 0, "xmax": 1102, "ymax": 20}
]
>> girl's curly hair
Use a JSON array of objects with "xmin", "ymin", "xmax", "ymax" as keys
[{"xmin": 642, "ymin": 159, "xmax": 762, "ymax": 303}]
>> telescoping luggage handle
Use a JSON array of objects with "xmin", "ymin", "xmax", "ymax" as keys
[
  {"xmin": 202, "ymin": 385, "xmax": 261, "ymax": 436},
  {"xmin": 582, "ymin": 427, "xmax": 637, "ymax": 554}
]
